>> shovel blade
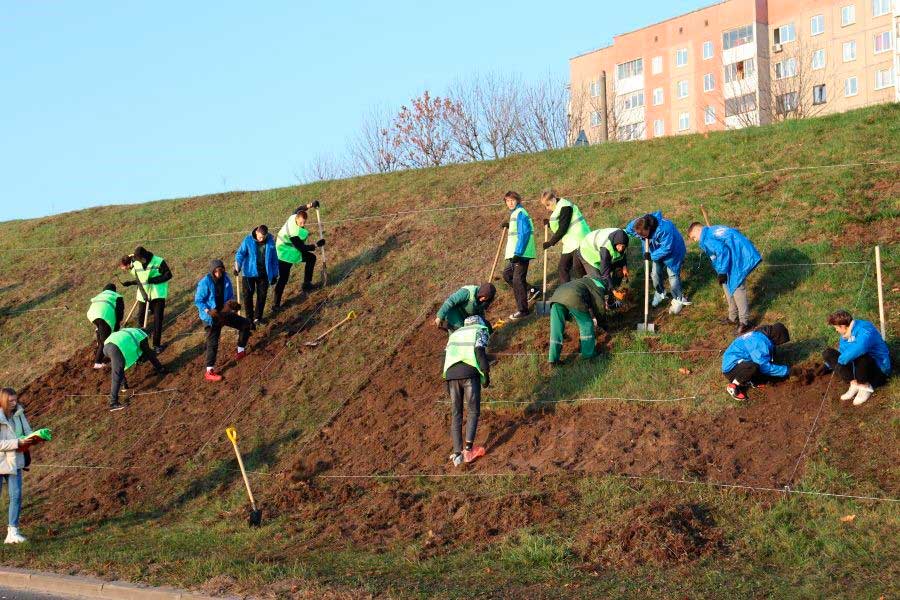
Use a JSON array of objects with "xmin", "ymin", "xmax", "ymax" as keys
[
  {"xmin": 248, "ymin": 508, "xmax": 263, "ymax": 527},
  {"xmin": 636, "ymin": 323, "xmax": 656, "ymax": 333},
  {"xmin": 535, "ymin": 301, "xmax": 552, "ymax": 317}
]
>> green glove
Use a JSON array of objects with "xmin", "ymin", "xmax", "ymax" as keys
[{"xmin": 21, "ymin": 428, "xmax": 52, "ymax": 442}]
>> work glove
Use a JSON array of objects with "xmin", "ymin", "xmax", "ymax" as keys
[
  {"xmin": 717, "ymin": 273, "xmax": 727, "ymax": 285},
  {"xmin": 500, "ymin": 221, "xmax": 509, "ymax": 229},
  {"xmin": 434, "ymin": 317, "xmax": 447, "ymax": 329},
  {"xmin": 542, "ymin": 219, "xmax": 550, "ymax": 226},
  {"xmin": 223, "ymin": 300, "xmax": 241, "ymax": 313},
  {"xmin": 542, "ymin": 241, "xmax": 552, "ymax": 250},
  {"xmin": 310, "ymin": 200, "xmax": 321, "ymax": 209},
  {"xmin": 643, "ymin": 252, "xmax": 652, "ymax": 261},
  {"xmin": 122, "ymin": 280, "xmax": 137, "ymax": 287},
  {"xmin": 621, "ymin": 266, "xmax": 629, "ymax": 278},
  {"xmin": 316, "ymin": 239, "xmax": 326, "ymax": 247},
  {"xmin": 605, "ymin": 297, "xmax": 623, "ymax": 311},
  {"xmin": 233, "ymin": 264, "xmax": 241, "ymax": 276}
]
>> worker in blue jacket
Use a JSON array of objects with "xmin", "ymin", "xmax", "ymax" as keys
[
  {"xmin": 688, "ymin": 223, "xmax": 761, "ymax": 334},
  {"xmin": 625, "ymin": 211, "xmax": 689, "ymax": 314},
  {"xmin": 195, "ymin": 260, "xmax": 252, "ymax": 382},
  {"xmin": 721, "ymin": 323, "xmax": 790, "ymax": 400},
  {"xmin": 234, "ymin": 224, "xmax": 280, "ymax": 326},
  {"xmin": 823, "ymin": 310, "xmax": 891, "ymax": 406}
]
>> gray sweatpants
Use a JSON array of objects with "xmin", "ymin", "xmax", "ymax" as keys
[
  {"xmin": 447, "ymin": 377, "xmax": 481, "ymax": 454},
  {"xmin": 102, "ymin": 343, "xmax": 127, "ymax": 405},
  {"xmin": 724, "ymin": 283, "xmax": 750, "ymax": 325}
]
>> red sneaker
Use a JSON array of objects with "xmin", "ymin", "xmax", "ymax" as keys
[
  {"xmin": 235, "ymin": 350, "xmax": 246, "ymax": 361},
  {"xmin": 462, "ymin": 446, "xmax": 486, "ymax": 464},
  {"xmin": 204, "ymin": 370, "xmax": 223, "ymax": 382},
  {"xmin": 726, "ymin": 383, "xmax": 746, "ymax": 400}
]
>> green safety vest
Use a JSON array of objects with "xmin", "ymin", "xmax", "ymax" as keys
[
  {"xmin": 86, "ymin": 290, "xmax": 122, "ymax": 330},
  {"xmin": 131, "ymin": 254, "xmax": 169, "ymax": 301},
  {"xmin": 275, "ymin": 215, "xmax": 310, "ymax": 264},
  {"xmin": 462, "ymin": 285, "xmax": 479, "ymax": 315},
  {"xmin": 442, "ymin": 324, "xmax": 488, "ymax": 383},
  {"xmin": 549, "ymin": 199, "xmax": 590, "ymax": 254},
  {"xmin": 579, "ymin": 228, "xmax": 623, "ymax": 268},
  {"xmin": 505, "ymin": 206, "xmax": 537, "ymax": 260},
  {"xmin": 106, "ymin": 328, "xmax": 149, "ymax": 371}
]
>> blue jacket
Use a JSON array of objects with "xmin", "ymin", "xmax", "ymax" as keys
[
  {"xmin": 722, "ymin": 331, "xmax": 788, "ymax": 378},
  {"xmin": 512, "ymin": 206, "xmax": 533, "ymax": 257},
  {"xmin": 625, "ymin": 211, "xmax": 686, "ymax": 272},
  {"xmin": 699, "ymin": 225, "xmax": 761, "ymax": 294},
  {"xmin": 838, "ymin": 320, "xmax": 891, "ymax": 375},
  {"xmin": 235, "ymin": 230, "xmax": 279, "ymax": 282},
  {"xmin": 195, "ymin": 273, "xmax": 235, "ymax": 326}
]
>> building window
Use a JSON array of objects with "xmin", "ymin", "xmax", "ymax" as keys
[
  {"xmin": 677, "ymin": 80, "xmax": 689, "ymax": 98},
  {"xmin": 774, "ymin": 23, "xmax": 796, "ymax": 44},
  {"xmin": 618, "ymin": 123, "xmax": 644, "ymax": 141},
  {"xmin": 676, "ymin": 48, "xmax": 688, "ymax": 67},
  {"xmin": 653, "ymin": 119, "xmax": 664, "ymax": 137},
  {"xmin": 875, "ymin": 68, "xmax": 895, "ymax": 90},
  {"xmin": 622, "ymin": 90, "xmax": 645, "ymax": 110},
  {"xmin": 653, "ymin": 87, "xmax": 664, "ymax": 105},
  {"xmin": 724, "ymin": 58, "xmax": 756, "ymax": 83},
  {"xmin": 678, "ymin": 112, "xmax": 690, "ymax": 131},
  {"xmin": 616, "ymin": 58, "xmax": 643, "ymax": 80},
  {"xmin": 704, "ymin": 106, "xmax": 716, "ymax": 125},
  {"xmin": 811, "ymin": 15, "xmax": 825, "ymax": 36},
  {"xmin": 703, "ymin": 73, "xmax": 715, "ymax": 92},
  {"xmin": 872, "ymin": 0, "xmax": 891, "ymax": 17},
  {"xmin": 652, "ymin": 56, "xmax": 663, "ymax": 74},
  {"xmin": 845, "ymin": 76, "xmax": 859, "ymax": 96},
  {"xmin": 723, "ymin": 24, "xmax": 754, "ymax": 50},
  {"xmin": 590, "ymin": 111, "xmax": 602, "ymax": 127},
  {"xmin": 775, "ymin": 58, "xmax": 798, "ymax": 79},
  {"xmin": 703, "ymin": 41, "xmax": 713, "ymax": 60},
  {"xmin": 813, "ymin": 84, "xmax": 827, "ymax": 105},
  {"xmin": 776, "ymin": 92, "xmax": 799, "ymax": 115},
  {"xmin": 725, "ymin": 93, "xmax": 758, "ymax": 117},
  {"xmin": 589, "ymin": 80, "xmax": 601, "ymax": 97},
  {"xmin": 874, "ymin": 31, "xmax": 892, "ymax": 54},
  {"xmin": 841, "ymin": 5, "xmax": 856, "ymax": 26},
  {"xmin": 812, "ymin": 49, "xmax": 826, "ymax": 70},
  {"xmin": 843, "ymin": 40, "xmax": 857, "ymax": 61}
]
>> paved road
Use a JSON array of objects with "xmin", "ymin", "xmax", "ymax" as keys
[{"xmin": 0, "ymin": 586, "xmax": 81, "ymax": 600}]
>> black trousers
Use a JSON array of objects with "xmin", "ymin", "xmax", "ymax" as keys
[
  {"xmin": 822, "ymin": 348, "xmax": 887, "ymax": 387},
  {"xmin": 558, "ymin": 251, "xmax": 585, "ymax": 284},
  {"xmin": 135, "ymin": 298, "xmax": 165, "ymax": 347},
  {"xmin": 272, "ymin": 254, "xmax": 316, "ymax": 307},
  {"xmin": 241, "ymin": 276, "xmax": 269, "ymax": 320},
  {"xmin": 93, "ymin": 319, "xmax": 112, "ymax": 364},
  {"xmin": 205, "ymin": 312, "xmax": 252, "ymax": 368},
  {"xmin": 502, "ymin": 258, "xmax": 533, "ymax": 313},
  {"xmin": 723, "ymin": 362, "xmax": 786, "ymax": 386}
]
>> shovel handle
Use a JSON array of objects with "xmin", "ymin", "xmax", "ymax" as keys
[
  {"xmin": 225, "ymin": 427, "xmax": 257, "ymax": 510},
  {"xmin": 643, "ymin": 238, "xmax": 650, "ymax": 329},
  {"xmin": 488, "ymin": 228, "xmax": 505, "ymax": 281},
  {"xmin": 542, "ymin": 225, "xmax": 549, "ymax": 298}
]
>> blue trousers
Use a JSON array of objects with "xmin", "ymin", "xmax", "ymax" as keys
[
  {"xmin": 651, "ymin": 260, "xmax": 683, "ymax": 300},
  {"xmin": 0, "ymin": 470, "xmax": 22, "ymax": 527}
]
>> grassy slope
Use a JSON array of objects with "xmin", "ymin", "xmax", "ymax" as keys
[{"xmin": 0, "ymin": 105, "xmax": 897, "ymax": 598}]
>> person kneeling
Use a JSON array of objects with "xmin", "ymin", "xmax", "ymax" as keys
[
  {"xmin": 721, "ymin": 323, "xmax": 790, "ymax": 400},
  {"xmin": 548, "ymin": 277, "xmax": 608, "ymax": 365},
  {"xmin": 195, "ymin": 260, "xmax": 252, "ymax": 382},
  {"xmin": 443, "ymin": 316, "xmax": 491, "ymax": 467},
  {"xmin": 823, "ymin": 310, "xmax": 891, "ymax": 406}
]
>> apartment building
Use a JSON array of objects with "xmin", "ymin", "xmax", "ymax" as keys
[{"xmin": 569, "ymin": 0, "xmax": 898, "ymax": 143}]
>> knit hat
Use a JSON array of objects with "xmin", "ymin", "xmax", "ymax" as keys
[
  {"xmin": 610, "ymin": 229, "xmax": 630, "ymax": 249},
  {"xmin": 209, "ymin": 259, "xmax": 225, "ymax": 274}
]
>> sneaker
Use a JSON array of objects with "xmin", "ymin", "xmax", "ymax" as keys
[
  {"xmin": 852, "ymin": 385, "xmax": 873, "ymax": 406},
  {"xmin": 92, "ymin": 363, "xmax": 105, "ymax": 370},
  {"xmin": 651, "ymin": 291, "xmax": 667, "ymax": 307},
  {"xmin": 527, "ymin": 288, "xmax": 541, "ymax": 303},
  {"xmin": 669, "ymin": 299, "xmax": 685, "ymax": 315},
  {"xmin": 508, "ymin": 311, "xmax": 531, "ymax": 321},
  {"xmin": 108, "ymin": 401, "xmax": 125, "ymax": 412},
  {"xmin": 235, "ymin": 349, "xmax": 246, "ymax": 361},
  {"xmin": 449, "ymin": 452, "xmax": 463, "ymax": 467},
  {"xmin": 4, "ymin": 527, "xmax": 26, "ymax": 544},
  {"xmin": 204, "ymin": 370, "xmax": 223, "ymax": 382},
  {"xmin": 736, "ymin": 323, "xmax": 753, "ymax": 335},
  {"xmin": 726, "ymin": 383, "xmax": 747, "ymax": 400},
  {"xmin": 462, "ymin": 446, "xmax": 486, "ymax": 464},
  {"xmin": 840, "ymin": 383, "xmax": 859, "ymax": 401}
]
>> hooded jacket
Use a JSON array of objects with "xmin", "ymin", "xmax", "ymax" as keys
[
  {"xmin": 195, "ymin": 260, "xmax": 235, "ymax": 326},
  {"xmin": 699, "ymin": 225, "xmax": 762, "ymax": 294},
  {"xmin": 0, "ymin": 405, "xmax": 31, "ymax": 475},
  {"xmin": 722, "ymin": 324, "xmax": 789, "ymax": 378},
  {"xmin": 625, "ymin": 211, "xmax": 686, "ymax": 272},
  {"xmin": 837, "ymin": 319, "xmax": 891, "ymax": 375},
  {"xmin": 437, "ymin": 284, "xmax": 496, "ymax": 323},
  {"xmin": 235, "ymin": 228, "xmax": 279, "ymax": 282},
  {"xmin": 550, "ymin": 277, "xmax": 608, "ymax": 321}
]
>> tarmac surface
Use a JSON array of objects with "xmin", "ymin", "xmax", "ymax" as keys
[{"xmin": 0, "ymin": 587, "xmax": 77, "ymax": 600}]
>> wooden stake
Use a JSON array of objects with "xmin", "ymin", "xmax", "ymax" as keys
[{"xmin": 875, "ymin": 245, "xmax": 885, "ymax": 338}]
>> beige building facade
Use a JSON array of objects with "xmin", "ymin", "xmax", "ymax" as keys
[{"xmin": 569, "ymin": 0, "xmax": 898, "ymax": 143}]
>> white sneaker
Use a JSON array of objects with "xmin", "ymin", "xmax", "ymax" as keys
[
  {"xmin": 449, "ymin": 452, "xmax": 463, "ymax": 467},
  {"xmin": 669, "ymin": 299, "xmax": 686, "ymax": 315},
  {"xmin": 840, "ymin": 383, "xmax": 859, "ymax": 401},
  {"xmin": 92, "ymin": 363, "xmax": 104, "ymax": 370},
  {"xmin": 852, "ymin": 385, "xmax": 874, "ymax": 406},
  {"xmin": 651, "ymin": 292, "xmax": 667, "ymax": 307},
  {"xmin": 4, "ymin": 527, "xmax": 26, "ymax": 544}
]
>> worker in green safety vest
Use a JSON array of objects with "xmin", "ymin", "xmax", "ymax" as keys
[
  {"xmin": 443, "ymin": 316, "xmax": 491, "ymax": 466},
  {"xmin": 86, "ymin": 283, "xmax": 125, "ymax": 370},
  {"xmin": 118, "ymin": 246, "xmax": 172, "ymax": 352},
  {"xmin": 434, "ymin": 283, "xmax": 496, "ymax": 332},
  {"xmin": 548, "ymin": 277, "xmax": 607, "ymax": 365},
  {"xmin": 576, "ymin": 228, "xmax": 630, "ymax": 306},
  {"xmin": 272, "ymin": 202, "xmax": 326, "ymax": 309},
  {"xmin": 102, "ymin": 328, "xmax": 166, "ymax": 412},
  {"xmin": 500, "ymin": 191, "xmax": 540, "ymax": 321},
  {"xmin": 539, "ymin": 189, "xmax": 591, "ymax": 284}
]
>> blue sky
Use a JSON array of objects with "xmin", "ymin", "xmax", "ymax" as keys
[{"xmin": 0, "ymin": 0, "xmax": 707, "ymax": 221}]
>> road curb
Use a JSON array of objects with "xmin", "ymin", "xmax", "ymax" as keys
[{"xmin": 0, "ymin": 567, "xmax": 238, "ymax": 599}]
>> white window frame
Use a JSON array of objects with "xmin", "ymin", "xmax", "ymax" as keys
[
  {"xmin": 678, "ymin": 112, "xmax": 690, "ymax": 132},
  {"xmin": 677, "ymin": 80, "xmax": 689, "ymax": 99},
  {"xmin": 703, "ymin": 41, "xmax": 714, "ymax": 60},
  {"xmin": 622, "ymin": 90, "xmax": 645, "ymax": 110},
  {"xmin": 875, "ymin": 68, "xmax": 895, "ymax": 90},
  {"xmin": 703, "ymin": 73, "xmax": 715, "ymax": 92},
  {"xmin": 653, "ymin": 119, "xmax": 664, "ymax": 137},
  {"xmin": 652, "ymin": 56, "xmax": 663, "ymax": 75},
  {"xmin": 872, "ymin": 0, "xmax": 891, "ymax": 17},
  {"xmin": 589, "ymin": 80, "xmax": 601, "ymax": 98},
  {"xmin": 775, "ymin": 58, "xmax": 798, "ymax": 80},
  {"xmin": 704, "ymin": 106, "xmax": 716, "ymax": 125},
  {"xmin": 813, "ymin": 84, "xmax": 827, "ymax": 105},
  {"xmin": 676, "ymin": 48, "xmax": 688, "ymax": 67},
  {"xmin": 774, "ymin": 23, "xmax": 796, "ymax": 44},
  {"xmin": 616, "ymin": 58, "xmax": 643, "ymax": 80},
  {"xmin": 874, "ymin": 31, "xmax": 892, "ymax": 54},
  {"xmin": 812, "ymin": 49, "xmax": 826, "ymax": 70},
  {"xmin": 590, "ymin": 111, "xmax": 602, "ymax": 127},
  {"xmin": 810, "ymin": 14, "xmax": 825, "ymax": 36},
  {"xmin": 845, "ymin": 76, "xmax": 859, "ymax": 96},
  {"xmin": 843, "ymin": 40, "xmax": 857, "ymax": 62},
  {"xmin": 652, "ymin": 87, "xmax": 664, "ymax": 106},
  {"xmin": 841, "ymin": 5, "xmax": 856, "ymax": 26}
]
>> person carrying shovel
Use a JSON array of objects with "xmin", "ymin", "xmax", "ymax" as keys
[
  {"xmin": 540, "ymin": 189, "xmax": 590, "ymax": 284},
  {"xmin": 443, "ymin": 315, "xmax": 491, "ymax": 467},
  {"xmin": 547, "ymin": 277, "xmax": 607, "ymax": 365},
  {"xmin": 625, "ymin": 212, "xmax": 689, "ymax": 315},
  {"xmin": 118, "ymin": 246, "xmax": 172, "ymax": 352},
  {"xmin": 435, "ymin": 283, "xmax": 497, "ymax": 333},
  {"xmin": 86, "ymin": 283, "xmax": 124, "ymax": 370},
  {"xmin": 273, "ymin": 203, "xmax": 326, "ymax": 310},
  {"xmin": 501, "ymin": 191, "xmax": 540, "ymax": 321},
  {"xmin": 195, "ymin": 260, "xmax": 252, "ymax": 382},
  {"xmin": 103, "ymin": 328, "xmax": 167, "ymax": 411}
]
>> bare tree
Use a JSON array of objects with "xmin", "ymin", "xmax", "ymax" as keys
[
  {"xmin": 766, "ymin": 35, "xmax": 835, "ymax": 123},
  {"xmin": 298, "ymin": 153, "xmax": 347, "ymax": 184},
  {"xmin": 517, "ymin": 74, "xmax": 569, "ymax": 151},
  {"xmin": 388, "ymin": 91, "xmax": 463, "ymax": 169},
  {"xmin": 348, "ymin": 107, "xmax": 399, "ymax": 175}
]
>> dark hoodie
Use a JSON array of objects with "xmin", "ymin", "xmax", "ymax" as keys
[
  {"xmin": 756, "ymin": 323, "xmax": 790, "ymax": 346},
  {"xmin": 209, "ymin": 259, "xmax": 225, "ymax": 310},
  {"xmin": 133, "ymin": 246, "xmax": 173, "ymax": 286}
]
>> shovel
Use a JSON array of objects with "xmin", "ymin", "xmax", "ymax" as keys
[
  {"xmin": 304, "ymin": 310, "xmax": 357, "ymax": 347},
  {"xmin": 225, "ymin": 427, "xmax": 262, "ymax": 527},
  {"xmin": 234, "ymin": 272, "xmax": 244, "ymax": 318},
  {"xmin": 314, "ymin": 204, "xmax": 328, "ymax": 287},
  {"xmin": 536, "ymin": 224, "xmax": 552, "ymax": 316},
  {"xmin": 636, "ymin": 238, "xmax": 656, "ymax": 334},
  {"xmin": 488, "ymin": 228, "xmax": 505, "ymax": 282}
]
